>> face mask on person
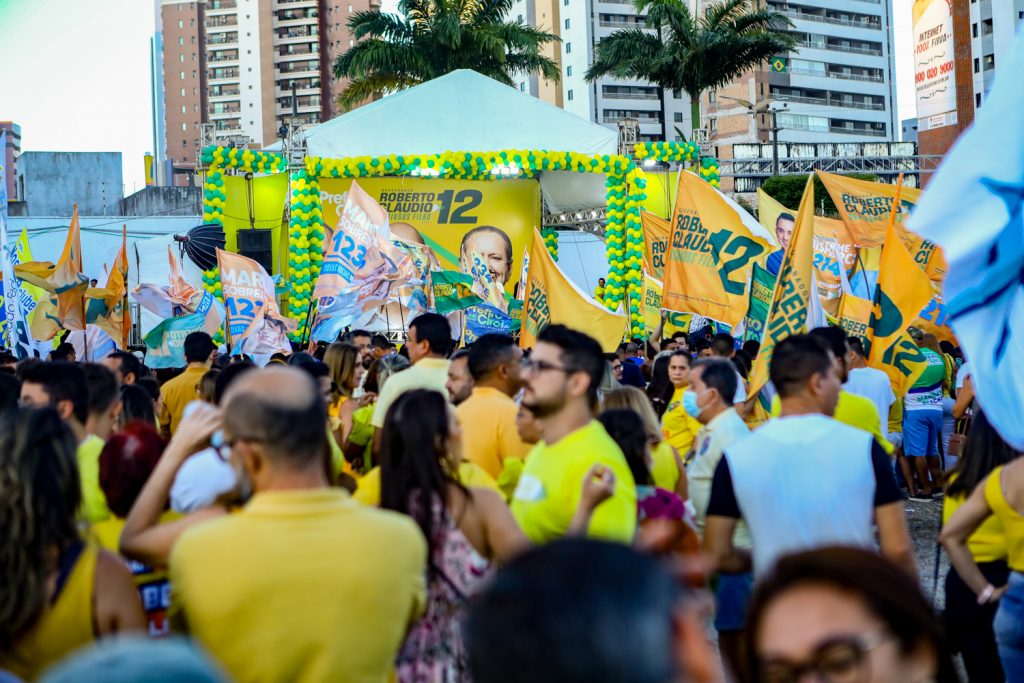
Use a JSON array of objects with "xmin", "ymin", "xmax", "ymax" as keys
[{"xmin": 682, "ymin": 389, "xmax": 702, "ymax": 419}]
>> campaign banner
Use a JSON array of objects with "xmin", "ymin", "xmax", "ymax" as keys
[
  {"xmin": 913, "ymin": 0, "xmax": 957, "ymax": 124},
  {"xmin": 640, "ymin": 210, "xmax": 671, "ymax": 281},
  {"xmin": 217, "ymin": 249, "xmax": 295, "ymax": 354},
  {"xmin": 431, "ymin": 270, "xmax": 482, "ymax": 314},
  {"xmin": 838, "ymin": 294, "xmax": 874, "ymax": 354},
  {"xmin": 521, "ymin": 228, "xmax": 627, "ymax": 352},
  {"xmin": 15, "ymin": 204, "xmax": 90, "ymax": 331},
  {"xmin": 133, "ymin": 247, "xmax": 199, "ymax": 320},
  {"xmin": 742, "ymin": 263, "xmax": 776, "ymax": 343},
  {"xmin": 1, "ymin": 218, "xmax": 38, "ymax": 357},
  {"xmin": 914, "ymin": 294, "xmax": 957, "ymax": 345},
  {"xmin": 867, "ymin": 214, "xmax": 934, "ymax": 396},
  {"xmin": 750, "ymin": 176, "xmax": 818, "ymax": 394},
  {"xmin": 144, "ymin": 291, "xmax": 222, "ymax": 369},
  {"xmin": 464, "ymin": 302, "xmax": 518, "ymax": 344},
  {"xmin": 85, "ymin": 225, "xmax": 130, "ymax": 348},
  {"xmin": 642, "ymin": 274, "xmax": 692, "ymax": 336},
  {"xmin": 318, "ymin": 177, "xmax": 540, "ymax": 298},
  {"xmin": 663, "ymin": 171, "xmax": 776, "ymax": 329}
]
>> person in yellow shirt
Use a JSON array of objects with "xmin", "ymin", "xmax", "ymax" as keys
[
  {"xmin": 661, "ymin": 351, "xmax": 702, "ymax": 460},
  {"xmin": 19, "ymin": 361, "xmax": 118, "ymax": 524},
  {"xmin": 512, "ymin": 324, "xmax": 637, "ymax": 544},
  {"xmin": 169, "ymin": 366, "xmax": 427, "ymax": 683},
  {"xmin": 593, "ymin": 277, "xmax": 606, "ymax": 302},
  {"xmin": 602, "ymin": 386, "xmax": 686, "ymax": 498},
  {"xmin": 158, "ymin": 332, "xmax": 216, "ymax": 439},
  {"xmin": 456, "ymin": 334, "xmax": 531, "ymax": 480}
]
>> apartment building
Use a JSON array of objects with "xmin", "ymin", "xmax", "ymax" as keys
[
  {"xmin": 516, "ymin": 0, "xmax": 695, "ymax": 143},
  {"xmin": 969, "ymin": 0, "xmax": 1024, "ymax": 109},
  {"xmin": 709, "ymin": 0, "xmax": 898, "ymax": 149},
  {"xmin": 153, "ymin": 0, "xmax": 378, "ymax": 186}
]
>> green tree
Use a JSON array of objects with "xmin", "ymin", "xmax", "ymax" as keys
[
  {"xmin": 332, "ymin": 0, "xmax": 560, "ymax": 110},
  {"xmin": 761, "ymin": 173, "xmax": 879, "ymax": 216},
  {"xmin": 585, "ymin": 0, "xmax": 795, "ymax": 138}
]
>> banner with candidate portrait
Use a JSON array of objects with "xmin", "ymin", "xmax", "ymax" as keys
[
  {"xmin": 663, "ymin": 171, "xmax": 777, "ymax": 329},
  {"xmin": 318, "ymin": 177, "xmax": 540, "ymax": 298},
  {"xmin": 217, "ymin": 248, "xmax": 295, "ymax": 354}
]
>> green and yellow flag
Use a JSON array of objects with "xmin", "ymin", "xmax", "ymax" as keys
[
  {"xmin": 521, "ymin": 228, "xmax": 627, "ymax": 352},
  {"xmin": 15, "ymin": 204, "xmax": 90, "ymax": 331},
  {"xmin": 430, "ymin": 270, "xmax": 482, "ymax": 314}
]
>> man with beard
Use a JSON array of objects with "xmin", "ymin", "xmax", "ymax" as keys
[{"xmin": 511, "ymin": 325, "xmax": 637, "ymax": 544}]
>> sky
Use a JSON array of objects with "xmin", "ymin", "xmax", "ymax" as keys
[{"xmin": 0, "ymin": 0, "xmax": 917, "ymax": 202}]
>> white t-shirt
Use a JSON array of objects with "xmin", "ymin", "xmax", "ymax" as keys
[
  {"xmin": 956, "ymin": 361, "xmax": 971, "ymax": 390},
  {"xmin": 170, "ymin": 447, "xmax": 238, "ymax": 513},
  {"xmin": 844, "ymin": 367, "xmax": 895, "ymax": 427}
]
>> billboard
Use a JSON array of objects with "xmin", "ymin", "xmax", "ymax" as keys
[
  {"xmin": 319, "ymin": 177, "xmax": 540, "ymax": 297},
  {"xmin": 913, "ymin": 0, "xmax": 957, "ymax": 129}
]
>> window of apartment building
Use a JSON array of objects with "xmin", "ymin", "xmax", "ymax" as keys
[
  {"xmin": 709, "ymin": 90, "xmax": 716, "ymax": 103},
  {"xmin": 984, "ymin": 54, "xmax": 995, "ymax": 70},
  {"xmin": 183, "ymin": 140, "xmax": 187, "ymax": 148},
  {"xmin": 566, "ymin": 65, "xmax": 572, "ymax": 76},
  {"xmin": 565, "ymin": 18, "xmax": 570, "ymax": 29},
  {"xmin": 179, "ymin": 54, "xmax": 185, "ymax": 62},
  {"xmin": 566, "ymin": 43, "xmax": 571, "ymax": 53},
  {"xmin": 710, "ymin": 119, "xmax": 717, "ymax": 132},
  {"xmin": 673, "ymin": 112, "xmax": 682, "ymax": 122},
  {"xmin": 564, "ymin": 0, "xmax": 569, "ymax": 5},
  {"xmin": 518, "ymin": 14, "xmax": 522, "ymax": 21},
  {"xmin": 181, "ymin": 88, "xmax": 186, "ymax": 96},
  {"xmin": 976, "ymin": 92, "xmax": 982, "ymax": 108},
  {"xmin": 181, "ymin": 105, "xmax": 187, "ymax": 113},
  {"xmin": 180, "ymin": 71, "xmax": 186, "ymax": 79},
  {"xmin": 179, "ymin": 37, "xmax": 184, "ymax": 45},
  {"xmin": 672, "ymin": 89, "xmax": 681, "ymax": 99},
  {"xmin": 182, "ymin": 122, "xmax": 188, "ymax": 131},
  {"xmin": 974, "ymin": 57, "xmax": 979, "ymax": 73},
  {"xmin": 568, "ymin": 90, "xmax": 573, "ymax": 100},
  {"xmin": 178, "ymin": 20, "xmax": 184, "ymax": 28},
  {"xmin": 972, "ymin": 23, "xmax": 978, "ymax": 38}
]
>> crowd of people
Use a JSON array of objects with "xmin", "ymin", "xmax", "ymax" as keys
[{"xmin": 0, "ymin": 311, "xmax": 1021, "ymax": 683}]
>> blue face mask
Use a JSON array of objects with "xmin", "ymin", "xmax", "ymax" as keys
[{"xmin": 682, "ymin": 389, "xmax": 702, "ymax": 419}]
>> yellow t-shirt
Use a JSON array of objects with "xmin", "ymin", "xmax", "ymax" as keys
[
  {"xmin": 511, "ymin": 420, "xmax": 637, "ymax": 545},
  {"xmin": 456, "ymin": 387, "xmax": 532, "ymax": 480},
  {"xmin": 91, "ymin": 512, "xmax": 181, "ymax": 637},
  {"xmin": 943, "ymin": 476, "xmax": 1006, "ymax": 564},
  {"xmin": 370, "ymin": 357, "xmax": 450, "ymax": 429},
  {"xmin": 158, "ymin": 366, "xmax": 208, "ymax": 435},
  {"xmin": 649, "ymin": 440, "xmax": 680, "ymax": 492},
  {"xmin": 169, "ymin": 489, "xmax": 427, "ymax": 683},
  {"xmin": 0, "ymin": 544, "xmax": 97, "ymax": 681},
  {"xmin": 985, "ymin": 466, "xmax": 1024, "ymax": 572},
  {"xmin": 662, "ymin": 387, "xmax": 702, "ymax": 457},
  {"xmin": 888, "ymin": 398, "xmax": 903, "ymax": 434},
  {"xmin": 353, "ymin": 461, "xmax": 500, "ymax": 507},
  {"xmin": 77, "ymin": 435, "xmax": 111, "ymax": 524},
  {"xmin": 771, "ymin": 390, "xmax": 894, "ymax": 454}
]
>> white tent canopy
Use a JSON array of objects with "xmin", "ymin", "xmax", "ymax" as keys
[{"xmin": 273, "ymin": 70, "xmax": 618, "ymax": 211}]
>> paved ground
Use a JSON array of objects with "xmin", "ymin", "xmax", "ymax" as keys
[{"xmin": 906, "ymin": 495, "xmax": 949, "ymax": 606}]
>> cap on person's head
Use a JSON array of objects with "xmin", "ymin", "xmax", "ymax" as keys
[
  {"xmin": 183, "ymin": 332, "xmax": 216, "ymax": 364},
  {"xmin": 464, "ymin": 539, "xmax": 692, "ymax": 683},
  {"xmin": 907, "ymin": 326, "xmax": 924, "ymax": 344}
]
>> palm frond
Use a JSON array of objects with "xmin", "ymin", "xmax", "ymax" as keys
[
  {"xmin": 347, "ymin": 10, "xmax": 412, "ymax": 42},
  {"xmin": 337, "ymin": 73, "xmax": 422, "ymax": 110},
  {"xmin": 586, "ymin": 29, "xmax": 664, "ymax": 82}
]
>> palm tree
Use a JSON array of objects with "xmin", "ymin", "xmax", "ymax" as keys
[
  {"xmin": 333, "ymin": 0, "xmax": 561, "ymax": 110},
  {"xmin": 586, "ymin": 0, "xmax": 796, "ymax": 139}
]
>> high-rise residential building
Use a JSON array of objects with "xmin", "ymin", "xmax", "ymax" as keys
[
  {"xmin": 709, "ymin": 0, "xmax": 899, "ymax": 151},
  {"xmin": 968, "ymin": 0, "xmax": 1023, "ymax": 110},
  {"xmin": 517, "ymin": 0, "xmax": 695, "ymax": 143},
  {"xmin": 0, "ymin": 121, "xmax": 21, "ymax": 202},
  {"xmin": 154, "ymin": 0, "xmax": 379, "ymax": 186}
]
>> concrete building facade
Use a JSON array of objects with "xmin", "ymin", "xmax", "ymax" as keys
[
  {"xmin": 517, "ymin": 0, "xmax": 695, "ymax": 143},
  {"xmin": 153, "ymin": 0, "xmax": 379, "ymax": 187},
  {"xmin": 0, "ymin": 121, "xmax": 21, "ymax": 203},
  {"xmin": 15, "ymin": 152, "xmax": 123, "ymax": 217},
  {"xmin": 968, "ymin": 0, "xmax": 1023, "ymax": 110}
]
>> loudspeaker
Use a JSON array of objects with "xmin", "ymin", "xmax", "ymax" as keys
[{"xmin": 237, "ymin": 229, "xmax": 273, "ymax": 274}]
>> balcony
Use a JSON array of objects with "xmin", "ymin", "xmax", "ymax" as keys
[
  {"xmin": 274, "ymin": 0, "xmax": 316, "ymax": 5},
  {"xmin": 208, "ymin": 51, "xmax": 239, "ymax": 63},
  {"xmin": 210, "ymin": 106, "xmax": 242, "ymax": 118},
  {"xmin": 208, "ymin": 33, "xmax": 239, "ymax": 46},
  {"xmin": 206, "ymin": 16, "xmax": 238, "ymax": 28},
  {"xmin": 830, "ymin": 98, "xmax": 884, "ymax": 110},
  {"xmin": 598, "ymin": 18, "xmax": 647, "ymax": 28},
  {"xmin": 602, "ymin": 91, "xmax": 658, "ymax": 100},
  {"xmin": 773, "ymin": 91, "xmax": 884, "ymax": 110},
  {"xmin": 603, "ymin": 115, "xmax": 661, "ymax": 124},
  {"xmin": 214, "ymin": 120, "xmax": 243, "ymax": 132},
  {"xmin": 210, "ymin": 86, "xmax": 241, "ymax": 98},
  {"xmin": 279, "ymin": 45, "xmax": 318, "ymax": 57},
  {"xmin": 208, "ymin": 0, "xmax": 237, "ymax": 9},
  {"xmin": 777, "ymin": 9, "xmax": 881, "ymax": 30},
  {"xmin": 274, "ymin": 9, "xmax": 317, "ymax": 24},
  {"xmin": 277, "ymin": 60, "xmax": 319, "ymax": 74},
  {"xmin": 208, "ymin": 68, "xmax": 240, "ymax": 80},
  {"xmin": 829, "ymin": 126, "xmax": 886, "ymax": 137},
  {"xmin": 829, "ymin": 70, "xmax": 884, "ymax": 83},
  {"xmin": 773, "ymin": 93, "xmax": 828, "ymax": 106},
  {"xmin": 277, "ymin": 27, "xmax": 318, "ymax": 40}
]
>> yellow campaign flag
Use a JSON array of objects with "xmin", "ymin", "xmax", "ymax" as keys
[
  {"xmin": 521, "ymin": 228, "xmax": 627, "ymax": 352},
  {"xmin": 815, "ymin": 171, "xmax": 947, "ymax": 283},
  {"xmin": 85, "ymin": 225, "xmax": 131, "ymax": 348},
  {"xmin": 866, "ymin": 211, "xmax": 935, "ymax": 396},
  {"xmin": 663, "ymin": 171, "xmax": 775, "ymax": 329},
  {"xmin": 749, "ymin": 176, "xmax": 818, "ymax": 394},
  {"xmin": 642, "ymin": 273, "xmax": 692, "ymax": 336},
  {"xmin": 15, "ymin": 204, "xmax": 90, "ymax": 331},
  {"xmin": 914, "ymin": 292, "xmax": 957, "ymax": 345},
  {"xmin": 640, "ymin": 211, "xmax": 671, "ymax": 281},
  {"xmin": 838, "ymin": 294, "xmax": 874, "ymax": 354}
]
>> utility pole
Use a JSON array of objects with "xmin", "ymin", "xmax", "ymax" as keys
[{"xmin": 768, "ymin": 107, "xmax": 781, "ymax": 177}]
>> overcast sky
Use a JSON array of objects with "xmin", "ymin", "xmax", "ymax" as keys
[{"xmin": 0, "ymin": 0, "xmax": 917, "ymax": 202}]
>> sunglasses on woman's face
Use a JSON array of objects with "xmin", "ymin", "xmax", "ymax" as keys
[{"xmin": 758, "ymin": 631, "xmax": 890, "ymax": 683}]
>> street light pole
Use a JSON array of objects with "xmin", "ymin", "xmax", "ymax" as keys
[{"xmin": 770, "ymin": 107, "xmax": 780, "ymax": 177}]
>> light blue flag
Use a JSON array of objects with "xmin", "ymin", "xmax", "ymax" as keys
[
  {"xmin": 909, "ymin": 29, "xmax": 1024, "ymax": 449},
  {"xmin": 144, "ymin": 291, "xmax": 224, "ymax": 369}
]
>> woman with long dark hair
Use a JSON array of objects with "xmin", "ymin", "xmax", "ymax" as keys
[
  {"xmin": 379, "ymin": 390, "xmax": 613, "ymax": 682},
  {"xmin": 745, "ymin": 547, "xmax": 960, "ymax": 683},
  {"xmin": 942, "ymin": 410, "xmax": 1017, "ymax": 681},
  {"xmin": 942, "ymin": 414, "xmax": 1024, "ymax": 680},
  {"xmin": 0, "ymin": 408, "xmax": 144, "ymax": 679},
  {"xmin": 646, "ymin": 352, "xmax": 675, "ymax": 418}
]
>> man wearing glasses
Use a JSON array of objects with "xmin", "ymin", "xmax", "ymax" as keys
[{"xmin": 511, "ymin": 325, "xmax": 637, "ymax": 544}]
